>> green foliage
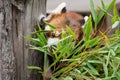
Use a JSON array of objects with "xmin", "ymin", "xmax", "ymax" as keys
[
  {"xmin": 90, "ymin": 0, "xmax": 116, "ymax": 30},
  {"xmin": 44, "ymin": 22, "xmax": 56, "ymax": 29},
  {"xmin": 112, "ymin": 1, "xmax": 120, "ymax": 24},
  {"xmin": 26, "ymin": 0, "xmax": 120, "ymax": 80},
  {"xmin": 83, "ymin": 15, "xmax": 93, "ymax": 41},
  {"xmin": 28, "ymin": 66, "xmax": 41, "ymax": 71}
]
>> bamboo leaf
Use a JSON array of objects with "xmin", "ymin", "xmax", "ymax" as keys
[
  {"xmin": 62, "ymin": 76, "xmax": 73, "ymax": 80},
  {"xmin": 101, "ymin": 0, "xmax": 105, "ymax": 9},
  {"xmin": 103, "ymin": 63, "xmax": 108, "ymax": 77},
  {"xmin": 90, "ymin": 0, "xmax": 98, "ymax": 30},
  {"xmin": 98, "ymin": 0, "xmax": 115, "ymax": 23},
  {"xmin": 113, "ymin": 1, "xmax": 118, "ymax": 17},
  {"xmin": 90, "ymin": 0, "xmax": 98, "ymax": 24},
  {"xmin": 45, "ymin": 22, "xmax": 56, "ymax": 29},
  {"xmin": 36, "ymin": 24, "xmax": 47, "ymax": 45},
  {"xmin": 31, "ymin": 46, "xmax": 52, "ymax": 56},
  {"xmin": 83, "ymin": 16, "xmax": 92, "ymax": 41},
  {"xmin": 62, "ymin": 30, "xmax": 67, "ymax": 39},
  {"xmin": 117, "ymin": 70, "xmax": 120, "ymax": 79},
  {"xmin": 24, "ymin": 36, "xmax": 42, "ymax": 46},
  {"xmin": 32, "ymin": 30, "xmax": 53, "ymax": 34},
  {"xmin": 28, "ymin": 66, "xmax": 41, "ymax": 70},
  {"xmin": 87, "ymin": 63, "xmax": 99, "ymax": 75},
  {"xmin": 66, "ymin": 26, "xmax": 75, "ymax": 40},
  {"xmin": 85, "ymin": 37, "xmax": 100, "ymax": 48}
]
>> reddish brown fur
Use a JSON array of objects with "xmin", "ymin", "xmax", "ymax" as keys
[{"xmin": 46, "ymin": 12, "xmax": 84, "ymax": 40}]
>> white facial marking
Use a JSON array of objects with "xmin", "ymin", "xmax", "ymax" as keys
[
  {"xmin": 38, "ymin": 13, "xmax": 53, "ymax": 22},
  {"xmin": 84, "ymin": 16, "xmax": 89, "ymax": 22},
  {"xmin": 47, "ymin": 38, "xmax": 60, "ymax": 46},
  {"xmin": 38, "ymin": 13, "xmax": 45, "ymax": 21},
  {"xmin": 55, "ymin": 31, "xmax": 61, "ymax": 36},
  {"xmin": 112, "ymin": 21, "xmax": 120, "ymax": 29},
  {"xmin": 82, "ymin": 16, "xmax": 89, "ymax": 28},
  {"xmin": 44, "ymin": 14, "xmax": 53, "ymax": 21},
  {"xmin": 51, "ymin": 2, "xmax": 66, "ymax": 14},
  {"xmin": 45, "ymin": 25, "xmax": 51, "ymax": 30}
]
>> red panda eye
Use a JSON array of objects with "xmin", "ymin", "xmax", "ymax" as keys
[
  {"xmin": 46, "ymin": 33, "xmax": 50, "ymax": 37},
  {"xmin": 78, "ymin": 19, "xmax": 85, "ymax": 25},
  {"xmin": 52, "ymin": 33, "xmax": 55, "ymax": 37}
]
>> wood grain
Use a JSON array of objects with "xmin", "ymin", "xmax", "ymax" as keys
[{"xmin": 0, "ymin": 0, "xmax": 46, "ymax": 80}]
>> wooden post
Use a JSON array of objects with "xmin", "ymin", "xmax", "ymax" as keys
[{"xmin": 0, "ymin": 0, "xmax": 46, "ymax": 80}]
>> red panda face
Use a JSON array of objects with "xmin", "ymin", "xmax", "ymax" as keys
[
  {"xmin": 45, "ymin": 12, "xmax": 84, "ymax": 41},
  {"xmin": 39, "ymin": 2, "xmax": 86, "ymax": 45}
]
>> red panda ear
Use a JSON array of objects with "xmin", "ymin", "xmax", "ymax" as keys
[
  {"xmin": 38, "ymin": 14, "xmax": 46, "ymax": 29},
  {"xmin": 61, "ymin": 7, "xmax": 67, "ymax": 13},
  {"xmin": 51, "ymin": 2, "xmax": 67, "ymax": 14}
]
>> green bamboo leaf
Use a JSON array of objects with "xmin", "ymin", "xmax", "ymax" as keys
[
  {"xmin": 103, "ymin": 63, "xmax": 108, "ymax": 77},
  {"xmin": 110, "ymin": 49, "xmax": 116, "ymax": 56},
  {"xmin": 28, "ymin": 66, "xmax": 41, "ymax": 70},
  {"xmin": 117, "ymin": 70, "xmax": 120, "ymax": 79},
  {"xmin": 112, "ymin": 0, "xmax": 119, "ymax": 24},
  {"xmin": 96, "ymin": 78, "xmax": 102, "ymax": 80},
  {"xmin": 24, "ymin": 36, "xmax": 42, "ymax": 46},
  {"xmin": 90, "ymin": 0, "xmax": 98, "ymax": 23},
  {"xmin": 83, "ymin": 67, "xmax": 95, "ymax": 76},
  {"xmin": 115, "ymin": 47, "xmax": 120, "ymax": 53},
  {"xmin": 36, "ymin": 24, "xmax": 47, "ymax": 45},
  {"xmin": 51, "ymin": 77, "xmax": 58, "ymax": 80},
  {"xmin": 101, "ymin": 0, "xmax": 105, "ymax": 9},
  {"xmin": 32, "ymin": 30, "xmax": 53, "ymax": 34},
  {"xmin": 85, "ymin": 37, "xmax": 100, "ymax": 48},
  {"xmin": 113, "ymin": 1, "xmax": 118, "ymax": 17},
  {"xmin": 62, "ymin": 30, "xmax": 67, "ymax": 39},
  {"xmin": 90, "ymin": 0, "xmax": 98, "ymax": 30},
  {"xmin": 83, "ymin": 16, "xmax": 92, "ymax": 41},
  {"xmin": 36, "ymin": 33, "xmax": 47, "ymax": 46},
  {"xmin": 98, "ymin": 7, "xmax": 113, "ymax": 17},
  {"xmin": 88, "ymin": 60, "xmax": 102, "ymax": 64},
  {"xmin": 114, "ymin": 57, "xmax": 120, "ymax": 63},
  {"xmin": 115, "ymin": 30, "xmax": 120, "ymax": 35},
  {"xmin": 31, "ymin": 46, "xmax": 52, "ymax": 56},
  {"xmin": 53, "ymin": 67, "xmax": 69, "ymax": 78},
  {"xmin": 111, "ymin": 60, "xmax": 118, "ymax": 72},
  {"xmin": 62, "ymin": 76, "xmax": 73, "ymax": 80},
  {"xmin": 66, "ymin": 26, "xmax": 75, "ymax": 40},
  {"xmin": 31, "ymin": 46, "xmax": 45, "ymax": 52},
  {"xmin": 45, "ymin": 22, "xmax": 56, "ymax": 29},
  {"xmin": 61, "ymin": 30, "xmax": 69, "ymax": 45},
  {"xmin": 98, "ymin": 0, "xmax": 115, "ymax": 23},
  {"xmin": 87, "ymin": 63, "xmax": 99, "ymax": 75}
]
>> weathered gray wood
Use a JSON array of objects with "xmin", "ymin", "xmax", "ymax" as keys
[
  {"xmin": 23, "ymin": 0, "xmax": 46, "ymax": 80},
  {"xmin": 0, "ymin": 0, "xmax": 16, "ymax": 80},
  {"xmin": 0, "ymin": 1, "xmax": 3, "ymax": 79},
  {"xmin": 0, "ymin": 0, "xmax": 46, "ymax": 80}
]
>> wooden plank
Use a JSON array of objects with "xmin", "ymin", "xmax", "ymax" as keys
[
  {"xmin": 0, "ymin": 0, "xmax": 16, "ymax": 80},
  {"xmin": 0, "ymin": 0, "xmax": 46, "ymax": 80},
  {"xmin": 0, "ymin": 9, "xmax": 4, "ymax": 80},
  {"xmin": 23, "ymin": 0, "xmax": 46, "ymax": 79},
  {"xmin": 12, "ymin": 4, "xmax": 24, "ymax": 80}
]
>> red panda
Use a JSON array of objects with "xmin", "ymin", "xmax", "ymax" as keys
[
  {"xmin": 38, "ymin": 2, "xmax": 120, "ymax": 80},
  {"xmin": 39, "ymin": 2, "xmax": 87, "ymax": 45},
  {"xmin": 46, "ymin": 12, "xmax": 84, "ymax": 39},
  {"xmin": 39, "ymin": 2, "xmax": 119, "ymax": 45}
]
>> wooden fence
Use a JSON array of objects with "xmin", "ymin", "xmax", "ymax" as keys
[{"xmin": 0, "ymin": 0, "xmax": 46, "ymax": 80}]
